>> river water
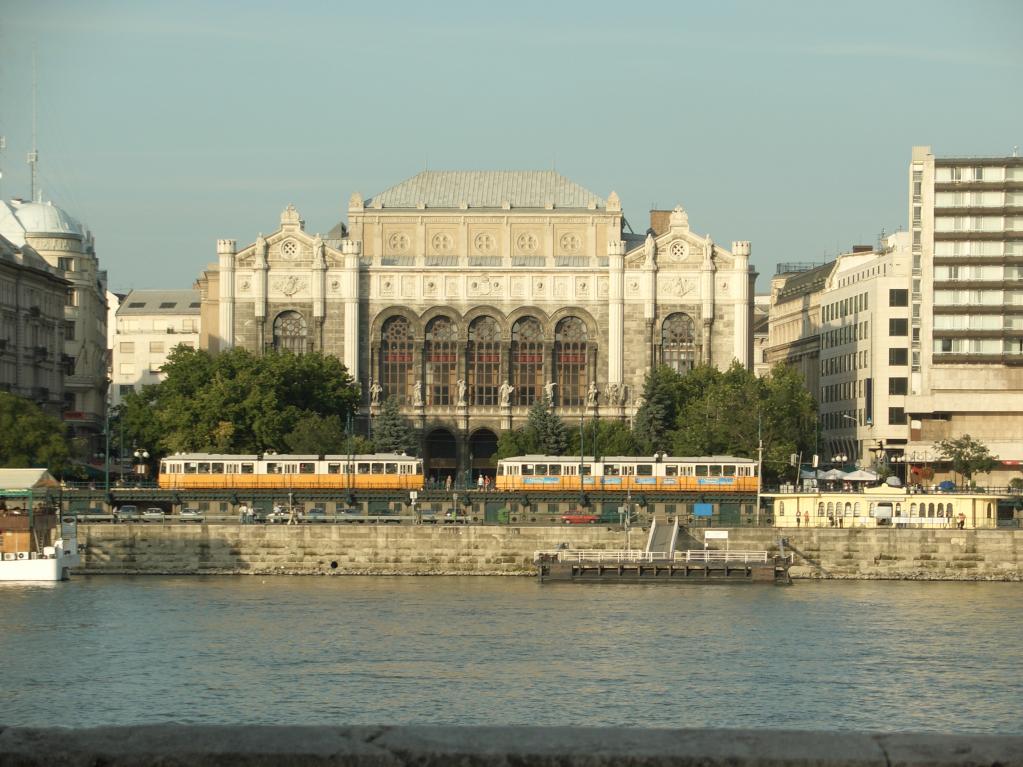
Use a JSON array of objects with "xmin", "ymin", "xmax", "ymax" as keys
[{"xmin": 2, "ymin": 576, "xmax": 1020, "ymax": 733}]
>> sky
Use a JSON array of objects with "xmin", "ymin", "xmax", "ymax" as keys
[{"xmin": 2, "ymin": 0, "xmax": 1022, "ymax": 294}]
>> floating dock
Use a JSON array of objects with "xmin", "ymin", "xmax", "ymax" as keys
[{"xmin": 534, "ymin": 516, "xmax": 792, "ymax": 585}]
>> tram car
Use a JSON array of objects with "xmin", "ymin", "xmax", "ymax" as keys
[
  {"xmin": 158, "ymin": 453, "xmax": 424, "ymax": 490},
  {"xmin": 495, "ymin": 455, "xmax": 758, "ymax": 493}
]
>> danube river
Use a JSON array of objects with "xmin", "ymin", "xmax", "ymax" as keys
[{"xmin": 2, "ymin": 577, "xmax": 1020, "ymax": 733}]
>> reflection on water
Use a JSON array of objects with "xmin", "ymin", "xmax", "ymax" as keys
[{"xmin": 1, "ymin": 577, "xmax": 1021, "ymax": 733}]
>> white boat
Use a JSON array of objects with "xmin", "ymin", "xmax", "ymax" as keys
[{"xmin": 0, "ymin": 536, "xmax": 80, "ymax": 581}]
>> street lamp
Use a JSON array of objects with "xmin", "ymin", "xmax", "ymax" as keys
[
  {"xmin": 133, "ymin": 448, "xmax": 150, "ymax": 485},
  {"xmin": 891, "ymin": 454, "xmax": 908, "ymax": 485}
]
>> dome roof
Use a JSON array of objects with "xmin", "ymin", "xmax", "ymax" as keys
[{"xmin": 0, "ymin": 199, "xmax": 85, "ymax": 246}]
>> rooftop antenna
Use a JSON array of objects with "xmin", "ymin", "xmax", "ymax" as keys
[
  {"xmin": 1014, "ymin": 146, "xmax": 1020, "ymax": 158},
  {"xmin": 28, "ymin": 48, "xmax": 40, "ymax": 202}
]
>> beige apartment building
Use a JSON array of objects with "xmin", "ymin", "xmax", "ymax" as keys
[
  {"xmin": 0, "ymin": 199, "xmax": 107, "ymax": 452},
  {"xmin": 111, "ymin": 290, "xmax": 201, "ymax": 407},
  {"xmin": 905, "ymin": 147, "xmax": 1023, "ymax": 484},
  {"xmin": 197, "ymin": 171, "xmax": 757, "ymax": 479}
]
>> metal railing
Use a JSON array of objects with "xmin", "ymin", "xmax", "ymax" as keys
[
  {"xmin": 534, "ymin": 549, "xmax": 774, "ymax": 564},
  {"xmin": 673, "ymin": 550, "xmax": 769, "ymax": 563}
]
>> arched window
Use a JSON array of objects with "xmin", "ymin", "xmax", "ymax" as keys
[
  {"xmin": 844, "ymin": 502, "xmax": 852, "ymax": 516},
  {"xmin": 468, "ymin": 316, "xmax": 500, "ymax": 406},
  {"xmin": 661, "ymin": 313, "xmax": 697, "ymax": 373},
  {"xmin": 910, "ymin": 503, "xmax": 917, "ymax": 515},
  {"xmin": 425, "ymin": 317, "xmax": 457, "ymax": 406},
  {"xmin": 854, "ymin": 502, "xmax": 861, "ymax": 515},
  {"xmin": 937, "ymin": 503, "xmax": 945, "ymax": 517},
  {"xmin": 826, "ymin": 502, "xmax": 834, "ymax": 516},
  {"xmin": 817, "ymin": 502, "xmax": 825, "ymax": 516},
  {"xmin": 927, "ymin": 503, "xmax": 935, "ymax": 517},
  {"xmin": 380, "ymin": 316, "xmax": 414, "ymax": 404},
  {"xmin": 511, "ymin": 317, "xmax": 544, "ymax": 407},
  {"xmin": 778, "ymin": 501, "xmax": 785, "ymax": 516},
  {"xmin": 272, "ymin": 311, "xmax": 307, "ymax": 354},
  {"xmin": 987, "ymin": 503, "xmax": 993, "ymax": 519},
  {"xmin": 555, "ymin": 317, "xmax": 588, "ymax": 406}
]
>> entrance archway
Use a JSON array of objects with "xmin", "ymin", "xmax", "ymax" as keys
[
  {"xmin": 424, "ymin": 428, "xmax": 458, "ymax": 487},
  {"xmin": 468, "ymin": 428, "xmax": 499, "ymax": 485}
]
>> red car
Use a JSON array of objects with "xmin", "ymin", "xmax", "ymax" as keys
[{"xmin": 561, "ymin": 511, "xmax": 600, "ymax": 524}]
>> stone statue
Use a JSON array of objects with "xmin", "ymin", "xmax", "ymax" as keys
[
  {"xmin": 544, "ymin": 381, "xmax": 557, "ymax": 402},
  {"xmin": 412, "ymin": 379, "xmax": 424, "ymax": 407},
  {"xmin": 619, "ymin": 384, "xmax": 628, "ymax": 405},
  {"xmin": 605, "ymin": 382, "xmax": 620, "ymax": 406},
  {"xmin": 586, "ymin": 381, "xmax": 598, "ymax": 407},
  {"xmin": 313, "ymin": 234, "xmax": 325, "ymax": 268},
  {"xmin": 705, "ymin": 236, "xmax": 715, "ymax": 260},
  {"xmin": 457, "ymin": 378, "xmax": 467, "ymax": 406},
  {"xmin": 369, "ymin": 379, "xmax": 382, "ymax": 407},
  {"xmin": 499, "ymin": 380, "xmax": 515, "ymax": 407},
  {"xmin": 644, "ymin": 232, "xmax": 656, "ymax": 267},
  {"xmin": 255, "ymin": 233, "xmax": 267, "ymax": 267}
]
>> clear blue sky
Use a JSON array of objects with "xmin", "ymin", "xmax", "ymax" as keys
[{"xmin": 2, "ymin": 0, "xmax": 1021, "ymax": 293}]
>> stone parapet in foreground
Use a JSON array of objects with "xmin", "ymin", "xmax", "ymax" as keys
[{"xmin": 0, "ymin": 725, "xmax": 1020, "ymax": 766}]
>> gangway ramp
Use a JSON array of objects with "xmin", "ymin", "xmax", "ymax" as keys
[{"xmin": 644, "ymin": 514, "xmax": 679, "ymax": 559}]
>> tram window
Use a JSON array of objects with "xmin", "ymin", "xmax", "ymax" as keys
[
  {"xmin": 709, "ymin": 465, "xmax": 722, "ymax": 477},
  {"xmin": 605, "ymin": 464, "xmax": 620, "ymax": 476},
  {"xmin": 284, "ymin": 464, "xmax": 297, "ymax": 474},
  {"xmin": 266, "ymin": 463, "xmax": 279, "ymax": 474},
  {"xmin": 681, "ymin": 465, "xmax": 694, "ymax": 476},
  {"xmin": 385, "ymin": 463, "xmax": 397, "ymax": 474},
  {"xmin": 357, "ymin": 463, "xmax": 370, "ymax": 474},
  {"xmin": 522, "ymin": 464, "xmax": 534, "ymax": 476},
  {"xmin": 665, "ymin": 465, "xmax": 678, "ymax": 476},
  {"xmin": 621, "ymin": 465, "xmax": 635, "ymax": 476},
  {"xmin": 723, "ymin": 465, "xmax": 736, "ymax": 476},
  {"xmin": 371, "ymin": 463, "xmax": 383, "ymax": 474},
  {"xmin": 580, "ymin": 465, "xmax": 592, "ymax": 475},
  {"xmin": 240, "ymin": 463, "xmax": 254, "ymax": 474},
  {"xmin": 637, "ymin": 464, "xmax": 653, "ymax": 476},
  {"xmin": 184, "ymin": 462, "xmax": 197, "ymax": 474},
  {"xmin": 198, "ymin": 463, "xmax": 211, "ymax": 474},
  {"xmin": 695, "ymin": 465, "xmax": 708, "ymax": 477},
  {"xmin": 327, "ymin": 463, "xmax": 341, "ymax": 474},
  {"xmin": 497, "ymin": 465, "xmax": 504, "ymax": 476},
  {"xmin": 535, "ymin": 465, "xmax": 548, "ymax": 476},
  {"xmin": 549, "ymin": 464, "xmax": 562, "ymax": 476},
  {"xmin": 211, "ymin": 463, "xmax": 224, "ymax": 474}
]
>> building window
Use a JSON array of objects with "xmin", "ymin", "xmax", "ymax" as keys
[
  {"xmin": 661, "ymin": 313, "xmax": 697, "ymax": 373},
  {"xmin": 467, "ymin": 316, "xmax": 500, "ymax": 406},
  {"xmin": 425, "ymin": 316, "xmax": 457, "ymax": 406},
  {"xmin": 889, "ymin": 348, "xmax": 908, "ymax": 366},
  {"xmin": 555, "ymin": 317, "xmax": 588, "ymax": 407},
  {"xmin": 149, "ymin": 341, "xmax": 165, "ymax": 354},
  {"xmin": 58, "ymin": 256, "xmax": 75, "ymax": 272},
  {"xmin": 119, "ymin": 384, "xmax": 134, "ymax": 397},
  {"xmin": 380, "ymin": 316, "xmax": 414, "ymax": 404},
  {"xmin": 511, "ymin": 316, "xmax": 544, "ymax": 407},
  {"xmin": 272, "ymin": 311, "xmax": 307, "ymax": 354},
  {"xmin": 889, "ymin": 318, "xmax": 908, "ymax": 336},
  {"xmin": 65, "ymin": 288, "xmax": 78, "ymax": 307},
  {"xmin": 888, "ymin": 377, "xmax": 908, "ymax": 395},
  {"xmin": 888, "ymin": 407, "xmax": 906, "ymax": 425},
  {"xmin": 119, "ymin": 342, "xmax": 135, "ymax": 354},
  {"xmin": 64, "ymin": 321, "xmax": 76, "ymax": 342},
  {"xmin": 889, "ymin": 289, "xmax": 909, "ymax": 307}
]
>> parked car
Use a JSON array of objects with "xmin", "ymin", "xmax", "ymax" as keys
[
  {"xmin": 419, "ymin": 509, "xmax": 440, "ymax": 524},
  {"xmin": 304, "ymin": 508, "xmax": 328, "ymax": 523},
  {"xmin": 560, "ymin": 511, "xmax": 600, "ymax": 525},
  {"xmin": 336, "ymin": 508, "xmax": 363, "ymax": 523},
  {"xmin": 142, "ymin": 507, "xmax": 166, "ymax": 522},
  {"xmin": 75, "ymin": 510, "xmax": 115, "ymax": 523},
  {"xmin": 267, "ymin": 507, "xmax": 300, "ymax": 524},
  {"xmin": 114, "ymin": 505, "xmax": 140, "ymax": 522},
  {"xmin": 178, "ymin": 508, "xmax": 205, "ymax": 523}
]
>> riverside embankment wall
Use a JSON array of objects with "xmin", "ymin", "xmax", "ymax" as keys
[{"xmin": 76, "ymin": 524, "xmax": 1023, "ymax": 580}]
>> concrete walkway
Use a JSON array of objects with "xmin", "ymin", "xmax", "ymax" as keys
[{"xmin": 1, "ymin": 725, "xmax": 1020, "ymax": 766}]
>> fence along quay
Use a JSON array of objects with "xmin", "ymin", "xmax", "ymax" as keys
[{"xmin": 534, "ymin": 516, "xmax": 793, "ymax": 584}]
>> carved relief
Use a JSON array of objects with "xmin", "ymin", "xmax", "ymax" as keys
[
  {"xmin": 280, "ymin": 239, "xmax": 299, "ymax": 260},
  {"xmin": 510, "ymin": 277, "xmax": 525, "ymax": 298},
  {"xmin": 532, "ymin": 277, "xmax": 545, "ymax": 296},
  {"xmin": 553, "ymin": 278, "xmax": 568, "ymax": 298},
  {"xmin": 424, "ymin": 278, "xmax": 438, "ymax": 297},
  {"xmin": 380, "ymin": 277, "xmax": 395, "ymax": 297},
  {"xmin": 329, "ymin": 279, "xmax": 341, "ymax": 292},
  {"xmin": 271, "ymin": 275, "xmax": 305, "ymax": 296},
  {"xmin": 559, "ymin": 232, "xmax": 583, "ymax": 254},
  {"xmin": 515, "ymin": 232, "xmax": 540, "ymax": 254},
  {"xmin": 473, "ymin": 231, "xmax": 497, "ymax": 254},
  {"xmin": 469, "ymin": 276, "xmax": 502, "ymax": 297},
  {"xmin": 237, "ymin": 275, "xmax": 252, "ymax": 293},
  {"xmin": 627, "ymin": 279, "xmax": 640, "ymax": 296},
  {"xmin": 597, "ymin": 277, "xmax": 609, "ymax": 298},
  {"xmin": 430, "ymin": 232, "xmax": 454, "ymax": 254},
  {"xmin": 445, "ymin": 277, "xmax": 460, "ymax": 297},
  {"xmin": 401, "ymin": 275, "xmax": 416, "ymax": 298},
  {"xmin": 668, "ymin": 241, "xmax": 688, "ymax": 262},
  {"xmin": 661, "ymin": 276, "xmax": 694, "ymax": 297},
  {"xmin": 575, "ymin": 277, "xmax": 590, "ymax": 297},
  {"xmin": 386, "ymin": 231, "xmax": 411, "ymax": 253}
]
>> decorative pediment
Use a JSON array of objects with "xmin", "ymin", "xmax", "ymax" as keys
[{"xmin": 624, "ymin": 230, "xmax": 732, "ymax": 271}]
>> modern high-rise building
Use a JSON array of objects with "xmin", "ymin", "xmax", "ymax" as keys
[{"xmin": 905, "ymin": 147, "xmax": 1023, "ymax": 484}]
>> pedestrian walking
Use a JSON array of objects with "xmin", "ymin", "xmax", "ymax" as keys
[
  {"xmin": 445, "ymin": 475, "xmax": 452, "ymax": 492},
  {"xmin": 796, "ymin": 514, "xmax": 801, "ymax": 528},
  {"xmin": 477, "ymin": 474, "xmax": 484, "ymax": 492},
  {"xmin": 803, "ymin": 511, "xmax": 809, "ymax": 528}
]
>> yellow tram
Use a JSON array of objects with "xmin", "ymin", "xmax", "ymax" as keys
[
  {"xmin": 495, "ymin": 455, "xmax": 758, "ymax": 493},
  {"xmin": 158, "ymin": 453, "xmax": 424, "ymax": 491}
]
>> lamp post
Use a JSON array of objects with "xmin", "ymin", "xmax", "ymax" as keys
[{"xmin": 133, "ymin": 448, "xmax": 150, "ymax": 485}]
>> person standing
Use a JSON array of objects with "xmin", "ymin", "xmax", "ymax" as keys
[{"xmin": 477, "ymin": 474, "xmax": 484, "ymax": 492}]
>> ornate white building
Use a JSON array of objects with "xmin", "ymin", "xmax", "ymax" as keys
[{"xmin": 197, "ymin": 171, "xmax": 756, "ymax": 479}]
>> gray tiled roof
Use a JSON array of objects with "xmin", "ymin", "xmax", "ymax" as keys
[
  {"xmin": 366, "ymin": 171, "xmax": 606, "ymax": 210},
  {"xmin": 117, "ymin": 289, "xmax": 200, "ymax": 316},
  {"xmin": 776, "ymin": 262, "xmax": 836, "ymax": 302}
]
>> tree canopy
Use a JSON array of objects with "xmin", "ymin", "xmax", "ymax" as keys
[
  {"xmin": 117, "ymin": 347, "xmax": 360, "ymax": 460},
  {"xmin": 0, "ymin": 393, "xmax": 70, "ymax": 473},
  {"xmin": 371, "ymin": 396, "xmax": 418, "ymax": 455},
  {"xmin": 936, "ymin": 434, "xmax": 1000, "ymax": 484}
]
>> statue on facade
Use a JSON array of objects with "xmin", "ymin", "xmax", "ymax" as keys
[
  {"xmin": 412, "ymin": 379, "xmax": 424, "ymax": 407},
  {"xmin": 369, "ymin": 379, "xmax": 382, "ymax": 407},
  {"xmin": 457, "ymin": 378, "xmax": 467, "ymax": 406},
  {"xmin": 499, "ymin": 380, "xmax": 515, "ymax": 407},
  {"xmin": 587, "ymin": 381, "xmax": 598, "ymax": 407},
  {"xmin": 313, "ymin": 234, "xmax": 326, "ymax": 268},
  {"xmin": 644, "ymin": 232, "xmax": 656, "ymax": 267},
  {"xmin": 544, "ymin": 380, "xmax": 557, "ymax": 402},
  {"xmin": 605, "ymin": 382, "xmax": 620, "ymax": 406},
  {"xmin": 255, "ymin": 233, "xmax": 267, "ymax": 267},
  {"xmin": 705, "ymin": 236, "xmax": 715, "ymax": 260}
]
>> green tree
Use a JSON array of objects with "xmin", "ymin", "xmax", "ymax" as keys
[
  {"xmin": 632, "ymin": 366, "xmax": 684, "ymax": 453},
  {"xmin": 936, "ymin": 434, "xmax": 999, "ymax": 485},
  {"xmin": 526, "ymin": 395, "xmax": 568, "ymax": 455},
  {"xmin": 0, "ymin": 392, "xmax": 70, "ymax": 473},
  {"xmin": 371, "ymin": 396, "xmax": 418, "ymax": 454},
  {"xmin": 495, "ymin": 427, "xmax": 533, "ymax": 459},
  {"xmin": 568, "ymin": 416, "xmax": 640, "ymax": 458},
  {"xmin": 284, "ymin": 413, "xmax": 349, "ymax": 454}
]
